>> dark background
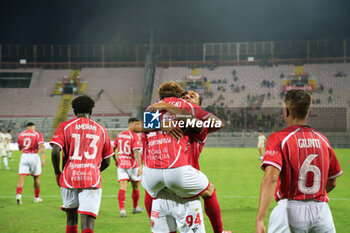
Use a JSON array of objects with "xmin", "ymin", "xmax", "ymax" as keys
[{"xmin": 1, "ymin": 0, "xmax": 350, "ymax": 44}]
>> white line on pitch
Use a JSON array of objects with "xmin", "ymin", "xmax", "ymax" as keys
[{"xmin": 0, "ymin": 195, "xmax": 348, "ymax": 201}]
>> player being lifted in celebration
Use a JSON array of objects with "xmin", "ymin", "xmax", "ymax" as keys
[
  {"xmin": 50, "ymin": 96, "xmax": 114, "ymax": 233},
  {"xmin": 113, "ymin": 117, "xmax": 144, "ymax": 217},
  {"xmin": 16, "ymin": 122, "xmax": 45, "ymax": 204},
  {"xmin": 5, "ymin": 129, "xmax": 13, "ymax": 161},
  {"xmin": 257, "ymin": 130, "xmax": 266, "ymax": 160},
  {"xmin": 0, "ymin": 129, "xmax": 10, "ymax": 169},
  {"xmin": 256, "ymin": 89, "xmax": 342, "ymax": 233},
  {"xmin": 146, "ymin": 90, "xmax": 231, "ymax": 233}
]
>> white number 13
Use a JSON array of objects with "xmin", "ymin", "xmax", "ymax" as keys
[{"xmin": 71, "ymin": 134, "xmax": 100, "ymax": 160}]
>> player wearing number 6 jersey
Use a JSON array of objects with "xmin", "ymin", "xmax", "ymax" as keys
[
  {"xmin": 113, "ymin": 118, "xmax": 144, "ymax": 217},
  {"xmin": 256, "ymin": 90, "xmax": 342, "ymax": 233},
  {"xmin": 16, "ymin": 122, "xmax": 45, "ymax": 204},
  {"xmin": 50, "ymin": 96, "xmax": 114, "ymax": 233}
]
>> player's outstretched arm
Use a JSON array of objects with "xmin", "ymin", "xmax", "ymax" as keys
[
  {"xmin": 326, "ymin": 178, "xmax": 337, "ymax": 193},
  {"xmin": 51, "ymin": 144, "xmax": 61, "ymax": 187},
  {"xmin": 130, "ymin": 121, "xmax": 183, "ymax": 140},
  {"xmin": 256, "ymin": 166, "xmax": 280, "ymax": 233},
  {"xmin": 100, "ymin": 158, "xmax": 110, "ymax": 172},
  {"xmin": 39, "ymin": 142, "xmax": 45, "ymax": 167}
]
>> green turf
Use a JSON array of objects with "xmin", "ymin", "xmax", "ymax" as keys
[{"xmin": 0, "ymin": 148, "xmax": 349, "ymax": 233}]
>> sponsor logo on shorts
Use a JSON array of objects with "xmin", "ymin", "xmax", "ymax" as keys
[{"xmin": 151, "ymin": 211, "xmax": 160, "ymax": 218}]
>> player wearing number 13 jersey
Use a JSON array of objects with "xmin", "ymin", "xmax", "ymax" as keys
[
  {"xmin": 256, "ymin": 90, "xmax": 342, "ymax": 233},
  {"xmin": 50, "ymin": 96, "xmax": 114, "ymax": 233}
]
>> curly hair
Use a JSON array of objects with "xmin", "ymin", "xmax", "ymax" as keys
[
  {"xmin": 158, "ymin": 81, "xmax": 184, "ymax": 100},
  {"xmin": 71, "ymin": 95, "xmax": 95, "ymax": 115},
  {"xmin": 284, "ymin": 89, "xmax": 312, "ymax": 119}
]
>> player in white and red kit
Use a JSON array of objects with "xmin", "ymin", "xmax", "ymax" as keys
[
  {"xmin": 50, "ymin": 96, "xmax": 114, "ymax": 233},
  {"xmin": 16, "ymin": 122, "xmax": 46, "ymax": 204},
  {"xmin": 141, "ymin": 82, "xmax": 215, "ymax": 201},
  {"xmin": 113, "ymin": 117, "xmax": 144, "ymax": 217},
  {"xmin": 256, "ymin": 90, "xmax": 342, "ymax": 233},
  {"xmin": 182, "ymin": 90, "xmax": 230, "ymax": 233}
]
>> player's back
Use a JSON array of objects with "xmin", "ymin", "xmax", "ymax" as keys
[
  {"xmin": 51, "ymin": 117, "xmax": 113, "ymax": 189},
  {"xmin": 267, "ymin": 125, "xmax": 342, "ymax": 202},
  {"xmin": 145, "ymin": 97, "xmax": 210, "ymax": 169},
  {"xmin": 115, "ymin": 130, "xmax": 141, "ymax": 169},
  {"xmin": 0, "ymin": 132, "xmax": 6, "ymax": 148},
  {"xmin": 17, "ymin": 130, "xmax": 44, "ymax": 154}
]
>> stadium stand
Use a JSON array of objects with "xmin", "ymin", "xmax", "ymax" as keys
[{"xmin": 0, "ymin": 64, "xmax": 349, "ymax": 145}]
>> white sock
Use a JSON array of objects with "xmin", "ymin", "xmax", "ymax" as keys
[
  {"xmin": 8, "ymin": 152, "xmax": 12, "ymax": 159},
  {"xmin": 3, "ymin": 157, "xmax": 8, "ymax": 167}
]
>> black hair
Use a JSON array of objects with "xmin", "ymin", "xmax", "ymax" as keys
[
  {"xmin": 128, "ymin": 118, "xmax": 139, "ymax": 124},
  {"xmin": 71, "ymin": 95, "xmax": 95, "ymax": 116},
  {"xmin": 26, "ymin": 122, "xmax": 35, "ymax": 127},
  {"xmin": 7, "ymin": 129, "xmax": 12, "ymax": 133}
]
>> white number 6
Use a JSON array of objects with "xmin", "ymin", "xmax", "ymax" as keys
[{"xmin": 298, "ymin": 154, "xmax": 321, "ymax": 194}]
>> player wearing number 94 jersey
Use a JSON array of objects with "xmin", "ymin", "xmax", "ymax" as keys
[
  {"xmin": 256, "ymin": 90, "xmax": 342, "ymax": 233},
  {"xmin": 50, "ymin": 96, "xmax": 114, "ymax": 233}
]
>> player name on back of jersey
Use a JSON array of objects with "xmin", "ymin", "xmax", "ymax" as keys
[
  {"xmin": 20, "ymin": 132, "xmax": 37, "ymax": 136},
  {"xmin": 74, "ymin": 124, "xmax": 97, "ymax": 131},
  {"xmin": 298, "ymin": 138, "xmax": 321, "ymax": 149}
]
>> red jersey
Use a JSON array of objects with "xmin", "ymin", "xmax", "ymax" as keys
[
  {"xmin": 145, "ymin": 97, "xmax": 212, "ymax": 169},
  {"xmin": 18, "ymin": 130, "xmax": 44, "ymax": 154},
  {"xmin": 262, "ymin": 125, "xmax": 342, "ymax": 202},
  {"xmin": 187, "ymin": 128, "xmax": 208, "ymax": 170},
  {"xmin": 50, "ymin": 118, "xmax": 114, "ymax": 189},
  {"xmin": 114, "ymin": 130, "xmax": 142, "ymax": 169}
]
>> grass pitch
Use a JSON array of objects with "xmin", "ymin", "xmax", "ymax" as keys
[{"xmin": 0, "ymin": 148, "xmax": 349, "ymax": 233}]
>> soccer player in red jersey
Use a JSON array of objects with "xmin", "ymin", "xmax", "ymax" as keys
[
  {"xmin": 256, "ymin": 89, "xmax": 342, "ymax": 233},
  {"xmin": 113, "ymin": 117, "xmax": 144, "ymax": 217},
  {"xmin": 50, "ymin": 96, "xmax": 114, "ymax": 233},
  {"xmin": 16, "ymin": 122, "xmax": 45, "ymax": 204},
  {"xmin": 182, "ymin": 90, "xmax": 231, "ymax": 233}
]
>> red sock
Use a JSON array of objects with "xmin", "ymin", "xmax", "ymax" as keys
[
  {"xmin": 66, "ymin": 225, "xmax": 78, "ymax": 233},
  {"xmin": 144, "ymin": 191, "xmax": 153, "ymax": 217},
  {"xmin": 204, "ymin": 189, "xmax": 224, "ymax": 233},
  {"xmin": 16, "ymin": 187, "xmax": 23, "ymax": 195},
  {"xmin": 82, "ymin": 229, "xmax": 93, "ymax": 233},
  {"xmin": 118, "ymin": 189, "xmax": 126, "ymax": 210},
  {"xmin": 34, "ymin": 189, "xmax": 40, "ymax": 198},
  {"xmin": 132, "ymin": 189, "xmax": 140, "ymax": 208}
]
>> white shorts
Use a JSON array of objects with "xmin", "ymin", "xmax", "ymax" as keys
[
  {"xmin": 0, "ymin": 147, "xmax": 6, "ymax": 156},
  {"xmin": 151, "ymin": 189, "xmax": 206, "ymax": 233},
  {"xmin": 18, "ymin": 153, "xmax": 41, "ymax": 176},
  {"xmin": 118, "ymin": 167, "xmax": 141, "ymax": 182},
  {"xmin": 287, "ymin": 200, "xmax": 335, "ymax": 233},
  {"xmin": 258, "ymin": 144, "xmax": 264, "ymax": 149},
  {"xmin": 268, "ymin": 199, "xmax": 291, "ymax": 233},
  {"xmin": 61, "ymin": 187, "xmax": 102, "ymax": 218},
  {"xmin": 142, "ymin": 165, "xmax": 210, "ymax": 198},
  {"xmin": 5, "ymin": 145, "xmax": 10, "ymax": 152}
]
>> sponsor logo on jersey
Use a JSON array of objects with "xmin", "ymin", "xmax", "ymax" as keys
[
  {"xmin": 265, "ymin": 150, "xmax": 279, "ymax": 156},
  {"xmin": 143, "ymin": 111, "xmax": 161, "ymax": 129}
]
